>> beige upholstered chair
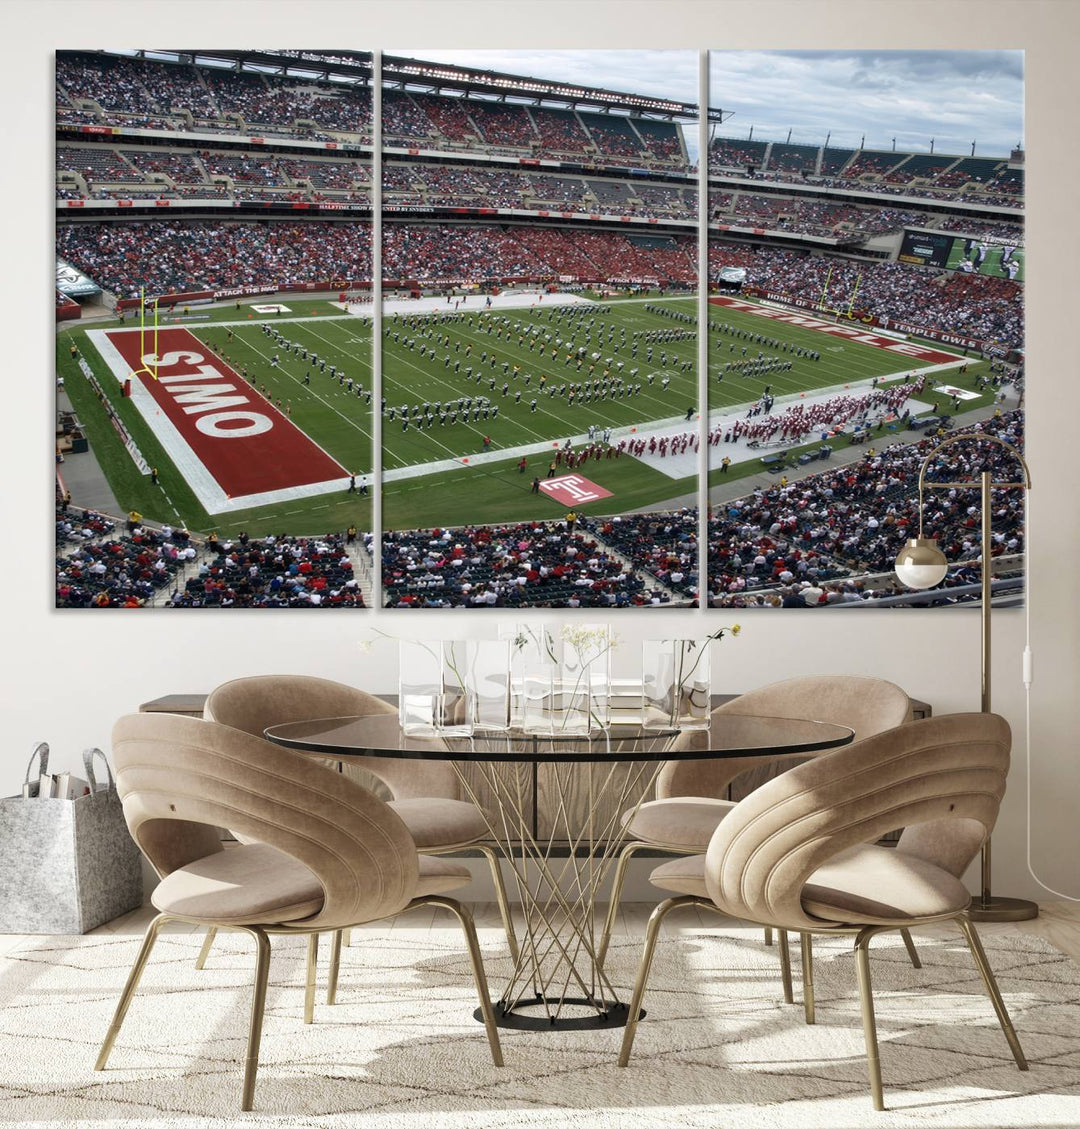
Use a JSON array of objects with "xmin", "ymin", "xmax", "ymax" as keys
[
  {"xmin": 599, "ymin": 674, "xmax": 915, "ymax": 1005},
  {"xmin": 618, "ymin": 713, "xmax": 1027, "ymax": 1111},
  {"xmin": 200, "ymin": 675, "xmax": 518, "ymax": 999},
  {"xmin": 97, "ymin": 714, "xmax": 502, "ymax": 1112}
]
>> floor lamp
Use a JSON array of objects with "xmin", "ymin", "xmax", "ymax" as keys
[{"xmin": 893, "ymin": 428, "xmax": 1038, "ymax": 923}]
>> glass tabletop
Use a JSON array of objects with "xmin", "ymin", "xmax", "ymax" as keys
[{"xmin": 264, "ymin": 712, "xmax": 855, "ymax": 763}]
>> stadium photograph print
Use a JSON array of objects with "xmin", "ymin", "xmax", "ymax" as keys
[
  {"xmin": 379, "ymin": 49, "xmax": 701, "ymax": 610},
  {"xmin": 54, "ymin": 49, "xmax": 376, "ymax": 609},
  {"xmin": 704, "ymin": 49, "xmax": 1025, "ymax": 610}
]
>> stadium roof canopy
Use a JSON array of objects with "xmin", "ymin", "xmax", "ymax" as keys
[
  {"xmin": 381, "ymin": 55, "xmax": 727, "ymax": 122},
  {"xmin": 119, "ymin": 48, "xmax": 727, "ymax": 122},
  {"xmin": 118, "ymin": 49, "xmax": 375, "ymax": 86}
]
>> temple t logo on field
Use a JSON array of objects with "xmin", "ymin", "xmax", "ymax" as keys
[{"xmin": 539, "ymin": 474, "xmax": 613, "ymax": 505}]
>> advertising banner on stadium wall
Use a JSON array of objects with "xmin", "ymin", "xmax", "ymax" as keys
[{"xmin": 56, "ymin": 258, "xmax": 100, "ymax": 298}]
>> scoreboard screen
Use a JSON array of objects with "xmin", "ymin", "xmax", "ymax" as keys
[
  {"xmin": 900, "ymin": 230, "xmax": 1025, "ymax": 282},
  {"xmin": 898, "ymin": 230, "xmax": 952, "ymax": 267},
  {"xmin": 945, "ymin": 238, "xmax": 1025, "ymax": 282}
]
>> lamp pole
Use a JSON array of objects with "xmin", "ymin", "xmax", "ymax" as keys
[{"xmin": 899, "ymin": 430, "xmax": 1037, "ymax": 922}]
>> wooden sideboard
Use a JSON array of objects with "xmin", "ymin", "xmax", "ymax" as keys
[{"xmin": 141, "ymin": 693, "xmax": 931, "ymax": 852}]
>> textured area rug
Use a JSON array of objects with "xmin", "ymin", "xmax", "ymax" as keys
[{"xmin": 0, "ymin": 924, "xmax": 1077, "ymax": 1127}]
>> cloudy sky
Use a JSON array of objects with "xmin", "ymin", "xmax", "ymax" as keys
[{"xmin": 395, "ymin": 49, "xmax": 1023, "ymax": 160}]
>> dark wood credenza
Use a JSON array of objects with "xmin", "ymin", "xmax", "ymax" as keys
[{"xmin": 140, "ymin": 694, "xmax": 930, "ymax": 852}]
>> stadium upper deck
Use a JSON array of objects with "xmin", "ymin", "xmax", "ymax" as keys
[
  {"xmin": 56, "ymin": 51, "xmax": 691, "ymax": 171},
  {"xmin": 708, "ymin": 134, "xmax": 1024, "ymax": 211}
]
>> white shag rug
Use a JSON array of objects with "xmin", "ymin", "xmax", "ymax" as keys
[{"xmin": 0, "ymin": 924, "xmax": 1077, "ymax": 1128}]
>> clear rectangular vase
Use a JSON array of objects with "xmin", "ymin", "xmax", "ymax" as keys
[
  {"xmin": 642, "ymin": 639, "xmax": 712, "ymax": 731},
  {"xmin": 468, "ymin": 639, "xmax": 511, "ymax": 732},
  {"xmin": 399, "ymin": 640, "xmax": 474, "ymax": 737},
  {"xmin": 500, "ymin": 624, "xmax": 556, "ymax": 727}
]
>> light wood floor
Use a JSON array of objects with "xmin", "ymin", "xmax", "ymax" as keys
[{"xmin": 2, "ymin": 900, "xmax": 1078, "ymax": 962}]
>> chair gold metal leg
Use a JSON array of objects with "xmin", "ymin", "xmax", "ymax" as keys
[
  {"xmin": 778, "ymin": 929, "xmax": 794, "ymax": 1005},
  {"xmin": 598, "ymin": 841, "xmax": 650, "ymax": 970},
  {"xmin": 764, "ymin": 926, "xmax": 773, "ymax": 946},
  {"xmin": 956, "ymin": 913, "xmax": 1028, "ymax": 1071},
  {"xmin": 95, "ymin": 913, "xmax": 168, "ymax": 1071},
  {"xmin": 854, "ymin": 928, "xmax": 885, "ymax": 1111},
  {"xmin": 239, "ymin": 927, "xmax": 272, "ymax": 1113},
  {"xmin": 195, "ymin": 926, "xmax": 217, "ymax": 970},
  {"xmin": 342, "ymin": 928, "xmax": 352, "ymax": 948},
  {"xmin": 476, "ymin": 843, "xmax": 519, "ymax": 962},
  {"xmin": 421, "ymin": 896, "xmax": 503, "ymax": 1066},
  {"xmin": 304, "ymin": 933, "xmax": 319, "ymax": 1024},
  {"xmin": 326, "ymin": 929, "xmax": 343, "ymax": 1005},
  {"xmin": 618, "ymin": 895, "xmax": 696, "ymax": 1067},
  {"xmin": 900, "ymin": 927, "xmax": 922, "ymax": 969},
  {"xmin": 800, "ymin": 932, "xmax": 815, "ymax": 1024}
]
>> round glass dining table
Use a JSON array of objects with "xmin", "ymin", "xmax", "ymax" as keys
[{"xmin": 265, "ymin": 713, "xmax": 854, "ymax": 1032}]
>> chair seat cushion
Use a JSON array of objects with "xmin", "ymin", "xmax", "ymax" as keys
[
  {"xmin": 415, "ymin": 855, "xmax": 472, "ymax": 897},
  {"xmin": 648, "ymin": 845, "xmax": 972, "ymax": 926},
  {"xmin": 649, "ymin": 853, "xmax": 709, "ymax": 896},
  {"xmin": 801, "ymin": 845, "xmax": 971, "ymax": 925},
  {"xmin": 622, "ymin": 796, "xmax": 735, "ymax": 851},
  {"xmin": 151, "ymin": 843, "xmax": 324, "ymax": 925},
  {"xmin": 389, "ymin": 797, "xmax": 489, "ymax": 850}
]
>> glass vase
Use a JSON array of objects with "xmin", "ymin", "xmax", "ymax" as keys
[
  {"xmin": 500, "ymin": 624, "xmax": 556, "ymax": 727},
  {"xmin": 398, "ymin": 640, "xmax": 474, "ymax": 737},
  {"xmin": 642, "ymin": 639, "xmax": 712, "ymax": 731},
  {"xmin": 520, "ymin": 662, "xmax": 594, "ymax": 735},
  {"xmin": 558, "ymin": 623, "xmax": 612, "ymax": 732},
  {"xmin": 468, "ymin": 639, "xmax": 511, "ymax": 732}
]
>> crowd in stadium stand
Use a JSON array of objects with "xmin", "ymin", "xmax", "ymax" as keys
[
  {"xmin": 708, "ymin": 411, "xmax": 1024, "ymax": 607},
  {"xmin": 54, "ymin": 502, "xmax": 374, "ymax": 609},
  {"xmin": 707, "ymin": 136, "xmax": 1022, "ymax": 209},
  {"xmin": 56, "ymin": 209, "xmax": 1022, "ymax": 346},
  {"xmin": 56, "ymin": 53, "xmax": 372, "ymax": 139},
  {"xmin": 57, "ymin": 53, "xmax": 687, "ymax": 168},
  {"xmin": 167, "ymin": 532, "xmax": 365, "ymax": 607},
  {"xmin": 382, "ymin": 523, "xmax": 679, "ymax": 607},
  {"xmin": 56, "ymin": 220, "xmax": 374, "ymax": 295},
  {"xmin": 55, "ymin": 506, "xmax": 115, "ymax": 547},
  {"xmin": 585, "ymin": 510, "xmax": 698, "ymax": 598},
  {"xmin": 934, "ymin": 217, "xmax": 1025, "ymax": 242},
  {"xmin": 708, "ymin": 245, "xmax": 1023, "ymax": 347},
  {"xmin": 55, "ymin": 517, "xmax": 191, "ymax": 608}
]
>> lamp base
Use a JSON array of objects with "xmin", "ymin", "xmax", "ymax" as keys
[{"xmin": 969, "ymin": 896, "xmax": 1039, "ymax": 923}]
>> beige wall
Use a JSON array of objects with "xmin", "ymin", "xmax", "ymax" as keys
[{"xmin": 2, "ymin": 0, "xmax": 1077, "ymax": 902}]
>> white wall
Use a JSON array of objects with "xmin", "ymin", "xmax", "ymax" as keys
[{"xmin": 2, "ymin": 0, "xmax": 1077, "ymax": 903}]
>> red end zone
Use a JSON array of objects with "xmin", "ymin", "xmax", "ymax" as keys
[
  {"xmin": 709, "ymin": 295, "xmax": 959, "ymax": 364},
  {"xmin": 102, "ymin": 327, "xmax": 347, "ymax": 506}
]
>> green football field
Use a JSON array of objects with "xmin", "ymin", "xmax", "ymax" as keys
[{"xmin": 56, "ymin": 294, "xmax": 996, "ymax": 537}]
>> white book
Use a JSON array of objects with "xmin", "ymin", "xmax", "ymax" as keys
[{"xmin": 38, "ymin": 773, "xmax": 55, "ymax": 799}]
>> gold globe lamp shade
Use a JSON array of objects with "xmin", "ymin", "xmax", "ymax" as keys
[{"xmin": 894, "ymin": 537, "xmax": 949, "ymax": 590}]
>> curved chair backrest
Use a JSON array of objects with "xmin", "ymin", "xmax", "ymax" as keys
[
  {"xmin": 205, "ymin": 675, "xmax": 458, "ymax": 801},
  {"xmin": 702, "ymin": 712, "xmax": 1010, "ymax": 932},
  {"xmin": 112, "ymin": 713, "xmax": 419, "ymax": 931},
  {"xmin": 657, "ymin": 675, "xmax": 911, "ymax": 800}
]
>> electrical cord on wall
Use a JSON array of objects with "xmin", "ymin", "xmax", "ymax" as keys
[{"xmin": 1023, "ymin": 523, "xmax": 1079, "ymax": 901}]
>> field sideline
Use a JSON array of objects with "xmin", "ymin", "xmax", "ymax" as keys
[{"xmin": 56, "ymin": 294, "xmax": 998, "ymax": 535}]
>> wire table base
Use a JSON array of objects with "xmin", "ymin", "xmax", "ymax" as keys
[{"xmin": 450, "ymin": 736, "xmax": 674, "ymax": 1031}]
